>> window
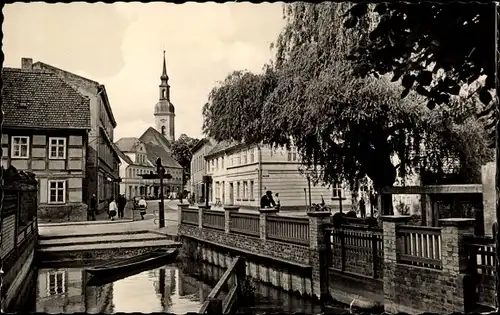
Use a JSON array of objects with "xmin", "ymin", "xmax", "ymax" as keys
[
  {"xmin": 243, "ymin": 181, "xmax": 248, "ymax": 199},
  {"xmin": 47, "ymin": 271, "xmax": 66, "ymax": 296},
  {"xmin": 237, "ymin": 182, "xmax": 241, "ymax": 199},
  {"xmin": 221, "ymin": 157, "xmax": 224, "ymax": 169},
  {"xmin": 242, "ymin": 151, "xmax": 247, "ymax": 164},
  {"xmin": 249, "ymin": 149, "xmax": 254, "ymax": 163},
  {"xmin": 237, "ymin": 152, "xmax": 241, "ymax": 165},
  {"xmin": 332, "ymin": 184, "xmax": 343, "ymax": 199},
  {"xmin": 250, "ymin": 181, "xmax": 254, "ymax": 199},
  {"xmin": 49, "ymin": 137, "xmax": 66, "ymax": 159},
  {"xmin": 287, "ymin": 146, "xmax": 298, "ymax": 161},
  {"xmin": 11, "ymin": 136, "xmax": 29, "ymax": 158},
  {"xmin": 49, "ymin": 180, "xmax": 66, "ymax": 204},
  {"xmin": 161, "ymin": 126, "xmax": 166, "ymax": 136}
]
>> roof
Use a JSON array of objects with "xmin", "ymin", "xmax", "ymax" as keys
[
  {"xmin": 115, "ymin": 137, "xmax": 140, "ymax": 152},
  {"xmin": 191, "ymin": 138, "xmax": 212, "ymax": 154},
  {"xmin": 33, "ymin": 61, "xmax": 118, "ymax": 128},
  {"xmin": 1, "ymin": 68, "xmax": 91, "ymax": 130},
  {"xmin": 155, "ymin": 100, "xmax": 175, "ymax": 114},
  {"xmin": 145, "ymin": 143, "xmax": 182, "ymax": 169},
  {"xmin": 205, "ymin": 140, "xmax": 240, "ymax": 158},
  {"xmin": 111, "ymin": 141, "xmax": 131, "ymax": 164},
  {"xmin": 139, "ymin": 127, "xmax": 171, "ymax": 150}
]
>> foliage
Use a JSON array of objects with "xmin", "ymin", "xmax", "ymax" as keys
[
  {"xmin": 171, "ymin": 134, "xmax": 200, "ymax": 185},
  {"xmin": 202, "ymin": 2, "xmax": 492, "ymax": 192},
  {"xmin": 395, "ymin": 201, "xmax": 410, "ymax": 215},
  {"xmin": 345, "ymin": 3, "xmax": 497, "ymax": 115}
]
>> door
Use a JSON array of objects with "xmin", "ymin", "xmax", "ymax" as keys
[{"xmin": 229, "ymin": 183, "xmax": 234, "ymax": 205}]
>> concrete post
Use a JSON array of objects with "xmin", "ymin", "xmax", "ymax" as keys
[
  {"xmin": 224, "ymin": 205, "xmax": 240, "ymax": 234},
  {"xmin": 307, "ymin": 211, "xmax": 332, "ymax": 300},
  {"xmin": 198, "ymin": 205, "xmax": 210, "ymax": 229},
  {"xmin": 259, "ymin": 208, "xmax": 278, "ymax": 241},
  {"xmin": 380, "ymin": 215, "xmax": 412, "ymax": 310},
  {"xmin": 177, "ymin": 203, "xmax": 189, "ymax": 226}
]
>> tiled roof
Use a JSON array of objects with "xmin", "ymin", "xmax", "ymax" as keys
[
  {"xmin": 115, "ymin": 137, "xmax": 140, "ymax": 152},
  {"xmin": 145, "ymin": 143, "xmax": 182, "ymax": 169},
  {"xmin": 139, "ymin": 127, "xmax": 171, "ymax": 150},
  {"xmin": 1, "ymin": 68, "xmax": 91, "ymax": 129},
  {"xmin": 205, "ymin": 140, "xmax": 240, "ymax": 157}
]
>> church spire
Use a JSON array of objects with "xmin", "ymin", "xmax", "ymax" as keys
[
  {"xmin": 161, "ymin": 50, "xmax": 169, "ymax": 82},
  {"xmin": 159, "ymin": 50, "xmax": 170, "ymax": 101}
]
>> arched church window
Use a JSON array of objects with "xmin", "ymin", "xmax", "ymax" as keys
[
  {"xmin": 161, "ymin": 126, "xmax": 166, "ymax": 136},
  {"xmin": 162, "ymin": 89, "xmax": 166, "ymax": 99}
]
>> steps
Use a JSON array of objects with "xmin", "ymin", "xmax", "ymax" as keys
[{"xmin": 36, "ymin": 230, "xmax": 181, "ymax": 264}]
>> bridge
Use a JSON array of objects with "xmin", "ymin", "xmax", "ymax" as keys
[{"xmin": 177, "ymin": 204, "xmax": 497, "ymax": 314}]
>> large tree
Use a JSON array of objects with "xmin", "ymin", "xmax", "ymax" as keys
[
  {"xmin": 344, "ymin": 3, "xmax": 497, "ymax": 137},
  {"xmin": 171, "ymin": 134, "xmax": 199, "ymax": 186},
  {"xmin": 202, "ymin": 3, "xmax": 492, "ymax": 207}
]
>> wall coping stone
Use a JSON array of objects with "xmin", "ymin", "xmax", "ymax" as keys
[
  {"xmin": 223, "ymin": 205, "xmax": 240, "ymax": 211},
  {"xmin": 178, "ymin": 203, "xmax": 190, "ymax": 208},
  {"xmin": 306, "ymin": 211, "xmax": 332, "ymax": 218},
  {"xmin": 380, "ymin": 215, "xmax": 412, "ymax": 223},
  {"xmin": 259, "ymin": 208, "xmax": 279, "ymax": 214},
  {"xmin": 199, "ymin": 205, "xmax": 211, "ymax": 210},
  {"xmin": 438, "ymin": 218, "xmax": 476, "ymax": 227}
]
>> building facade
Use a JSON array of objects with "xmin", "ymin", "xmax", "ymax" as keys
[
  {"xmin": 154, "ymin": 51, "xmax": 175, "ymax": 142},
  {"xmin": 32, "ymin": 61, "xmax": 121, "ymax": 211},
  {"xmin": 204, "ymin": 142, "xmax": 352, "ymax": 211},
  {"xmin": 190, "ymin": 138, "xmax": 215, "ymax": 202},
  {"xmin": 116, "ymin": 138, "xmax": 183, "ymax": 199},
  {"xmin": 1, "ymin": 58, "xmax": 91, "ymax": 222}
]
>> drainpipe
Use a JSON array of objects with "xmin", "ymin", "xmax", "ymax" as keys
[{"xmin": 258, "ymin": 145, "xmax": 263, "ymax": 199}]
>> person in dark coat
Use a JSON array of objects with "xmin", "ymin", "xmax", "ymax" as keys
[
  {"xmin": 117, "ymin": 194, "xmax": 127, "ymax": 219},
  {"xmin": 260, "ymin": 191, "xmax": 276, "ymax": 209},
  {"xmin": 88, "ymin": 194, "xmax": 97, "ymax": 221},
  {"xmin": 359, "ymin": 198, "xmax": 366, "ymax": 218}
]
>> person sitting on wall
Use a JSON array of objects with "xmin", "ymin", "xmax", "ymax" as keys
[{"xmin": 260, "ymin": 191, "xmax": 276, "ymax": 209}]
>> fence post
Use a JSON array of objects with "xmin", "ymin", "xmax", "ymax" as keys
[
  {"xmin": 198, "ymin": 205, "xmax": 210, "ymax": 229},
  {"xmin": 380, "ymin": 215, "xmax": 411, "ymax": 313},
  {"xmin": 177, "ymin": 203, "xmax": 190, "ymax": 226},
  {"xmin": 224, "ymin": 206, "xmax": 240, "ymax": 234},
  {"xmin": 307, "ymin": 210, "xmax": 332, "ymax": 301},
  {"xmin": 259, "ymin": 208, "xmax": 278, "ymax": 241},
  {"xmin": 371, "ymin": 233, "xmax": 378, "ymax": 278},
  {"xmin": 438, "ymin": 218, "xmax": 475, "ymax": 312}
]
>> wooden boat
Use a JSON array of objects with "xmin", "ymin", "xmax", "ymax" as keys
[{"xmin": 85, "ymin": 248, "xmax": 177, "ymax": 278}]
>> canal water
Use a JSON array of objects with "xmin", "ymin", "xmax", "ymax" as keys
[{"xmin": 32, "ymin": 262, "xmax": 328, "ymax": 314}]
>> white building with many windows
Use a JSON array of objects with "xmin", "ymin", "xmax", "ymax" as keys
[{"xmin": 204, "ymin": 141, "xmax": 353, "ymax": 211}]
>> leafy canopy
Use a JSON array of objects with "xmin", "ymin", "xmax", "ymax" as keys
[
  {"xmin": 171, "ymin": 134, "xmax": 199, "ymax": 185},
  {"xmin": 345, "ymin": 3, "xmax": 497, "ymax": 111},
  {"xmin": 203, "ymin": 2, "xmax": 492, "ymax": 190}
]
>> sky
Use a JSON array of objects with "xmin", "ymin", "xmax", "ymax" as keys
[{"xmin": 2, "ymin": 3, "xmax": 285, "ymax": 141}]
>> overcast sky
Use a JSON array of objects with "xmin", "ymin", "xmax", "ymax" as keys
[{"xmin": 3, "ymin": 3, "xmax": 285, "ymax": 141}]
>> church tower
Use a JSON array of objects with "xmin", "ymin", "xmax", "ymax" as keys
[{"xmin": 154, "ymin": 51, "xmax": 175, "ymax": 141}]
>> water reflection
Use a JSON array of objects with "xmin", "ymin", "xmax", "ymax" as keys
[
  {"xmin": 36, "ymin": 266, "xmax": 208, "ymax": 314},
  {"xmin": 35, "ymin": 261, "xmax": 328, "ymax": 314}
]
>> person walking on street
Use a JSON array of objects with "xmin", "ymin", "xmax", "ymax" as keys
[
  {"xmin": 108, "ymin": 197, "xmax": 118, "ymax": 221},
  {"xmin": 88, "ymin": 194, "xmax": 97, "ymax": 221},
  {"xmin": 117, "ymin": 194, "xmax": 127, "ymax": 219}
]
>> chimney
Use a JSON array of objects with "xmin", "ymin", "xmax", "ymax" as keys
[{"xmin": 21, "ymin": 58, "xmax": 33, "ymax": 71}]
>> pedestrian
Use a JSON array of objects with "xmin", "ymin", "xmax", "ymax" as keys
[
  {"xmin": 260, "ymin": 191, "xmax": 276, "ymax": 209},
  {"xmin": 88, "ymin": 194, "xmax": 97, "ymax": 221},
  {"xmin": 138, "ymin": 197, "xmax": 148, "ymax": 220},
  {"xmin": 275, "ymin": 193, "xmax": 281, "ymax": 210},
  {"xmin": 359, "ymin": 198, "xmax": 366, "ymax": 218},
  {"xmin": 117, "ymin": 194, "xmax": 127, "ymax": 219},
  {"xmin": 108, "ymin": 197, "xmax": 118, "ymax": 221}
]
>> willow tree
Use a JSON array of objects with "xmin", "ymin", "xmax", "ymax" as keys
[{"xmin": 202, "ymin": 2, "xmax": 492, "ymax": 212}]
